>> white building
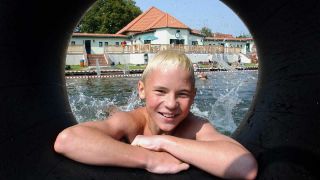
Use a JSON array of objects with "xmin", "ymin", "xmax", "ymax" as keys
[{"xmin": 67, "ymin": 6, "xmax": 256, "ymax": 65}]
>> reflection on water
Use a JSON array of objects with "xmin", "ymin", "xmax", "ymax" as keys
[{"xmin": 66, "ymin": 70, "xmax": 258, "ymax": 135}]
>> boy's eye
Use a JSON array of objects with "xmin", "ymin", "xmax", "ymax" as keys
[
  {"xmin": 154, "ymin": 89, "xmax": 166, "ymax": 95},
  {"xmin": 178, "ymin": 92, "xmax": 190, "ymax": 98}
]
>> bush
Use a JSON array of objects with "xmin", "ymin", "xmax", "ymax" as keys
[{"xmin": 65, "ymin": 65, "xmax": 71, "ymax": 70}]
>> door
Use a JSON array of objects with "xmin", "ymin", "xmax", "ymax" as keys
[{"xmin": 85, "ymin": 40, "xmax": 91, "ymax": 54}]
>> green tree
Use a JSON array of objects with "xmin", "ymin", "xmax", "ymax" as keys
[
  {"xmin": 77, "ymin": 0, "xmax": 142, "ymax": 34},
  {"xmin": 236, "ymin": 33, "xmax": 252, "ymax": 38},
  {"xmin": 200, "ymin": 26, "xmax": 213, "ymax": 37}
]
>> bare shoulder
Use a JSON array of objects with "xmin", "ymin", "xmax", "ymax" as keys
[
  {"xmin": 79, "ymin": 107, "xmax": 145, "ymax": 141},
  {"xmin": 174, "ymin": 113, "xmax": 213, "ymax": 139},
  {"xmin": 175, "ymin": 113, "xmax": 236, "ymax": 142},
  {"xmin": 107, "ymin": 108, "xmax": 146, "ymax": 141}
]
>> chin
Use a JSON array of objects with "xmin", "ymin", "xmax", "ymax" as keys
[{"xmin": 158, "ymin": 124, "xmax": 177, "ymax": 133}]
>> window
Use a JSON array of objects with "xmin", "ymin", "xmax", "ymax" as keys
[
  {"xmin": 115, "ymin": 42, "xmax": 120, "ymax": 46},
  {"xmin": 105, "ymin": 42, "xmax": 108, "ymax": 46},
  {"xmin": 170, "ymin": 39, "xmax": 184, "ymax": 45},
  {"xmin": 144, "ymin": 40, "xmax": 151, "ymax": 44},
  {"xmin": 71, "ymin": 41, "xmax": 75, "ymax": 45},
  {"xmin": 99, "ymin": 42, "xmax": 103, "ymax": 47},
  {"xmin": 192, "ymin": 41, "xmax": 198, "ymax": 45}
]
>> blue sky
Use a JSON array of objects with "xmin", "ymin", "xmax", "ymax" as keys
[{"xmin": 134, "ymin": 0, "xmax": 250, "ymax": 36}]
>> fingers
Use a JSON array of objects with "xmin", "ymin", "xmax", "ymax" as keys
[
  {"xmin": 131, "ymin": 135, "xmax": 157, "ymax": 150},
  {"xmin": 131, "ymin": 138, "xmax": 138, "ymax": 146},
  {"xmin": 168, "ymin": 163, "xmax": 190, "ymax": 174},
  {"xmin": 178, "ymin": 163, "xmax": 190, "ymax": 172},
  {"xmin": 131, "ymin": 135, "xmax": 143, "ymax": 146}
]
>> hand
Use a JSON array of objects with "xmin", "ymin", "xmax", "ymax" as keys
[
  {"xmin": 145, "ymin": 151, "xmax": 190, "ymax": 174},
  {"xmin": 131, "ymin": 135, "xmax": 164, "ymax": 151},
  {"xmin": 132, "ymin": 135, "xmax": 189, "ymax": 174}
]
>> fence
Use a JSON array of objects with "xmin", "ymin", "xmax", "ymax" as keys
[
  {"xmin": 105, "ymin": 44, "xmax": 241, "ymax": 54},
  {"xmin": 67, "ymin": 44, "xmax": 241, "ymax": 54}
]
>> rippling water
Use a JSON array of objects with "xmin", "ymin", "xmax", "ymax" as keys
[{"xmin": 66, "ymin": 70, "xmax": 258, "ymax": 135}]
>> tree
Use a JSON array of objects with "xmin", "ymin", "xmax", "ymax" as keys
[
  {"xmin": 236, "ymin": 33, "xmax": 252, "ymax": 38},
  {"xmin": 77, "ymin": 0, "xmax": 142, "ymax": 34},
  {"xmin": 200, "ymin": 27, "xmax": 213, "ymax": 37}
]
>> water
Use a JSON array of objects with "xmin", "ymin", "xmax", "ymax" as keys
[
  {"xmin": 211, "ymin": 53, "xmax": 235, "ymax": 70},
  {"xmin": 66, "ymin": 70, "xmax": 258, "ymax": 135},
  {"xmin": 96, "ymin": 58, "xmax": 101, "ymax": 76}
]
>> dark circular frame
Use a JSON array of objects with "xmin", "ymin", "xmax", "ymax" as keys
[{"xmin": 0, "ymin": 0, "xmax": 319, "ymax": 179}]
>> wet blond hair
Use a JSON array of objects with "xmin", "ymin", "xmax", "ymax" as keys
[{"xmin": 141, "ymin": 50, "xmax": 195, "ymax": 86}]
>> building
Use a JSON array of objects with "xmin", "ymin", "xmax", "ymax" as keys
[
  {"xmin": 204, "ymin": 33, "xmax": 254, "ymax": 55},
  {"xmin": 67, "ymin": 6, "xmax": 256, "ymax": 66},
  {"xmin": 116, "ymin": 6, "xmax": 204, "ymax": 46}
]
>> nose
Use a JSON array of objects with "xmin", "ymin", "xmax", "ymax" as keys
[{"xmin": 164, "ymin": 94, "xmax": 178, "ymax": 110}]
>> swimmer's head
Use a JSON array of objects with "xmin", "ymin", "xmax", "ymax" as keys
[{"xmin": 141, "ymin": 50, "xmax": 195, "ymax": 87}]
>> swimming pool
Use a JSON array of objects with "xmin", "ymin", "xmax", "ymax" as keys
[{"xmin": 66, "ymin": 70, "xmax": 258, "ymax": 135}]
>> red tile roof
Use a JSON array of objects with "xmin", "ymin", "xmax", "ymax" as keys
[
  {"xmin": 204, "ymin": 32, "xmax": 253, "ymax": 41},
  {"xmin": 72, "ymin": 32, "xmax": 127, "ymax": 38},
  {"xmin": 205, "ymin": 36, "xmax": 253, "ymax": 41},
  {"xmin": 117, "ymin": 6, "xmax": 189, "ymax": 35},
  {"xmin": 190, "ymin": 29, "xmax": 204, "ymax": 36},
  {"xmin": 212, "ymin": 33, "xmax": 234, "ymax": 38}
]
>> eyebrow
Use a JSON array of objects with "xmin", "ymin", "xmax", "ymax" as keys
[
  {"xmin": 153, "ymin": 86, "xmax": 168, "ymax": 90},
  {"xmin": 153, "ymin": 86, "xmax": 193, "ymax": 93}
]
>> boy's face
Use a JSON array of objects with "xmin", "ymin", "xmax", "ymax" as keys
[{"xmin": 138, "ymin": 66, "xmax": 196, "ymax": 133}]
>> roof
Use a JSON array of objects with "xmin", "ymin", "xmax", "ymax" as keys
[
  {"xmin": 212, "ymin": 33, "xmax": 234, "ymax": 39},
  {"xmin": 190, "ymin": 29, "xmax": 205, "ymax": 37},
  {"xmin": 117, "ymin": 6, "xmax": 189, "ymax": 35},
  {"xmin": 72, "ymin": 33, "xmax": 127, "ymax": 38},
  {"xmin": 205, "ymin": 36, "xmax": 253, "ymax": 42},
  {"xmin": 205, "ymin": 32, "xmax": 253, "ymax": 41}
]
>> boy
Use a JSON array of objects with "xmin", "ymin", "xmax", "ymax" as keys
[{"xmin": 54, "ymin": 50, "xmax": 257, "ymax": 179}]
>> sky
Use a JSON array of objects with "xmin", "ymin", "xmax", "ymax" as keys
[{"xmin": 134, "ymin": 0, "xmax": 250, "ymax": 37}]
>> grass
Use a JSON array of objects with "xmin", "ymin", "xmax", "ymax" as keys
[
  {"xmin": 114, "ymin": 64, "xmax": 146, "ymax": 70},
  {"xmin": 65, "ymin": 65, "xmax": 86, "ymax": 71},
  {"xmin": 66, "ymin": 63, "xmax": 258, "ymax": 71},
  {"xmin": 198, "ymin": 63, "xmax": 258, "ymax": 68},
  {"xmin": 65, "ymin": 64, "xmax": 147, "ymax": 71},
  {"xmin": 242, "ymin": 63, "xmax": 258, "ymax": 68}
]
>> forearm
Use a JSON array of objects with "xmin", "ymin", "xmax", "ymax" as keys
[
  {"xmin": 54, "ymin": 125, "xmax": 149, "ymax": 169},
  {"xmin": 160, "ymin": 135, "xmax": 257, "ymax": 179}
]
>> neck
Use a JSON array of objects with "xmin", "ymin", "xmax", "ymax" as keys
[
  {"xmin": 145, "ymin": 117, "xmax": 164, "ymax": 135},
  {"xmin": 143, "ymin": 111, "xmax": 172, "ymax": 135}
]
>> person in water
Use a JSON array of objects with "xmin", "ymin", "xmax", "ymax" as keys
[
  {"xmin": 198, "ymin": 72, "xmax": 208, "ymax": 80},
  {"xmin": 54, "ymin": 50, "xmax": 258, "ymax": 179}
]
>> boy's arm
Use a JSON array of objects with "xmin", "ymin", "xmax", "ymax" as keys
[
  {"xmin": 131, "ymin": 121, "xmax": 258, "ymax": 179},
  {"xmin": 54, "ymin": 112, "xmax": 189, "ymax": 174}
]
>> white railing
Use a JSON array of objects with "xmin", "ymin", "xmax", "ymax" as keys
[
  {"xmin": 104, "ymin": 44, "xmax": 241, "ymax": 54},
  {"xmin": 67, "ymin": 44, "xmax": 242, "ymax": 54},
  {"xmin": 67, "ymin": 45, "xmax": 84, "ymax": 54}
]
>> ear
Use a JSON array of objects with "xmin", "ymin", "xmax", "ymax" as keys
[{"xmin": 138, "ymin": 80, "xmax": 146, "ymax": 99}]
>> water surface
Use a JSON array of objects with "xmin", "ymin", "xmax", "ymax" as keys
[{"xmin": 66, "ymin": 70, "xmax": 258, "ymax": 135}]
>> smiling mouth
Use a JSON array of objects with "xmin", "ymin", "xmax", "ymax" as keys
[{"xmin": 159, "ymin": 112, "xmax": 177, "ymax": 118}]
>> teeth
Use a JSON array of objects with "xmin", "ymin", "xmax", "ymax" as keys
[{"xmin": 161, "ymin": 113, "xmax": 175, "ymax": 118}]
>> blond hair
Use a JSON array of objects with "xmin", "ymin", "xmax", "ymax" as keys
[{"xmin": 141, "ymin": 50, "xmax": 195, "ymax": 86}]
